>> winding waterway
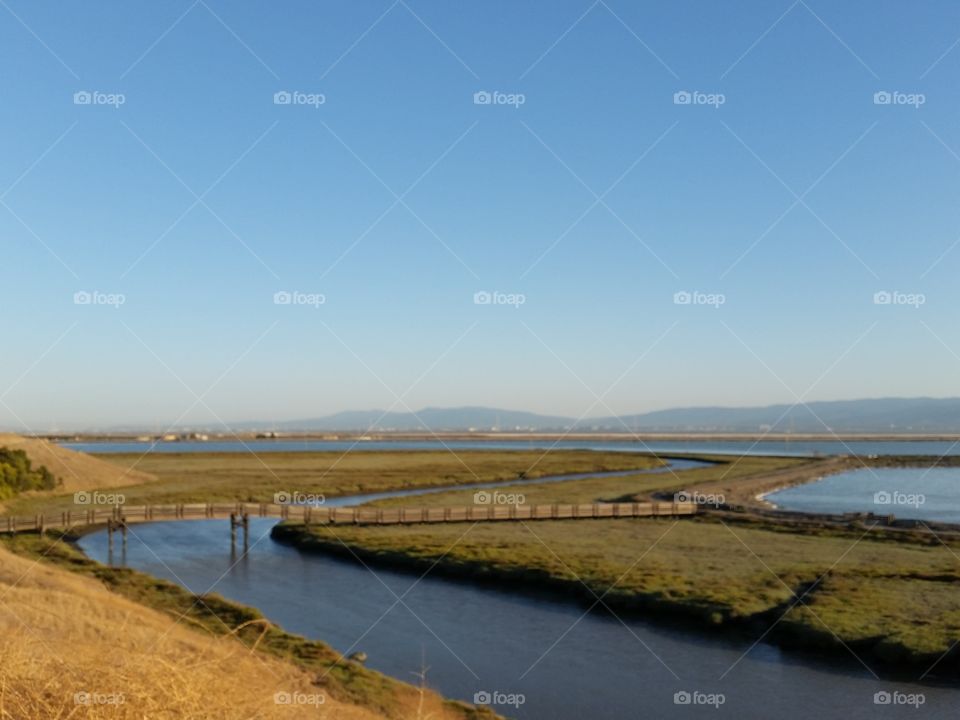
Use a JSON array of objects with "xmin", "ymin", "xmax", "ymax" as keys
[{"xmin": 79, "ymin": 460, "xmax": 959, "ymax": 719}]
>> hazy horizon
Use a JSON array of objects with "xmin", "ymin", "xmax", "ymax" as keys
[{"xmin": 13, "ymin": 395, "xmax": 960, "ymax": 434}]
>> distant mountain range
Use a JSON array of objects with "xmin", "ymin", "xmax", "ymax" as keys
[{"xmin": 233, "ymin": 398, "xmax": 960, "ymax": 433}]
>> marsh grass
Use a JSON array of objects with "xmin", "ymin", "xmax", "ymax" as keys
[
  {"xmin": 361, "ymin": 455, "xmax": 805, "ymax": 508},
  {"xmin": 1, "ymin": 450, "xmax": 666, "ymax": 516},
  {"xmin": 276, "ymin": 515, "xmax": 960, "ymax": 675}
]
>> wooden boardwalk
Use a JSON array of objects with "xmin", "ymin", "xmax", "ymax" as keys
[{"xmin": 1, "ymin": 500, "xmax": 697, "ymax": 534}]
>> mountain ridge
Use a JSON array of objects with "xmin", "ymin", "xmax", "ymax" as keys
[{"xmin": 228, "ymin": 397, "xmax": 960, "ymax": 433}]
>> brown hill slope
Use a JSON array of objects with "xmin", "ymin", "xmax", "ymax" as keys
[
  {"xmin": 0, "ymin": 543, "xmax": 383, "ymax": 719},
  {"xmin": 0, "ymin": 434, "xmax": 155, "ymax": 492}
]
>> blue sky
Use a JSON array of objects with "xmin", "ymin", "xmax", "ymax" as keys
[{"xmin": 2, "ymin": 0, "xmax": 960, "ymax": 430}]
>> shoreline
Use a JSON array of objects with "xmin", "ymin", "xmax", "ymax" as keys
[
  {"xmin": 38, "ymin": 431, "xmax": 960, "ymax": 443},
  {"xmin": 270, "ymin": 522, "xmax": 960, "ymax": 683},
  {"xmin": 1, "ymin": 530, "xmax": 497, "ymax": 720}
]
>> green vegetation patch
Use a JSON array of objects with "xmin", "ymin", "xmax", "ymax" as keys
[{"xmin": 0, "ymin": 446, "xmax": 59, "ymax": 500}]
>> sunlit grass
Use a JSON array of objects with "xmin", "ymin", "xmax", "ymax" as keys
[
  {"xmin": 277, "ymin": 515, "xmax": 960, "ymax": 671},
  {"xmin": 1, "ymin": 532, "xmax": 497, "ymax": 720},
  {"xmin": 1, "ymin": 450, "xmax": 666, "ymax": 515}
]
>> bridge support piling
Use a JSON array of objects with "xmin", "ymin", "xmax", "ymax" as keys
[{"xmin": 230, "ymin": 513, "xmax": 250, "ymax": 553}]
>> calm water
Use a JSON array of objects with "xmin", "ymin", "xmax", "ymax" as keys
[
  {"xmin": 65, "ymin": 438, "xmax": 960, "ymax": 457},
  {"xmin": 78, "ymin": 464, "xmax": 959, "ymax": 719},
  {"xmin": 765, "ymin": 468, "xmax": 960, "ymax": 523}
]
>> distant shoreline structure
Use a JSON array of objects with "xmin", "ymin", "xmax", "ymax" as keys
[{"xmin": 34, "ymin": 430, "xmax": 960, "ymax": 443}]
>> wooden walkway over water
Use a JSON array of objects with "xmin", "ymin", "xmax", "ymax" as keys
[{"xmin": 1, "ymin": 500, "xmax": 698, "ymax": 535}]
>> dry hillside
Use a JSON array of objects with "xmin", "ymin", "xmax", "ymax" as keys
[
  {"xmin": 0, "ymin": 434, "xmax": 155, "ymax": 492},
  {"xmin": 0, "ymin": 543, "xmax": 386, "ymax": 719}
]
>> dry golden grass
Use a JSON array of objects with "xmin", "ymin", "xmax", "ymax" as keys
[
  {"xmin": 0, "ymin": 544, "xmax": 386, "ymax": 719},
  {"xmin": 0, "ymin": 434, "xmax": 155, "ymax": 496}
]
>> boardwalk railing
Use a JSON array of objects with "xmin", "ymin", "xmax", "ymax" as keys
[{"xmin": 1, "ymin": 500, "xmax": 697, "ymax": 534}]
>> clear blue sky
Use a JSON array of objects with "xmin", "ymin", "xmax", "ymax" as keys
[{"xmin": 2, "ymin": 0, "xmax": 960, "ymax": 430}]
